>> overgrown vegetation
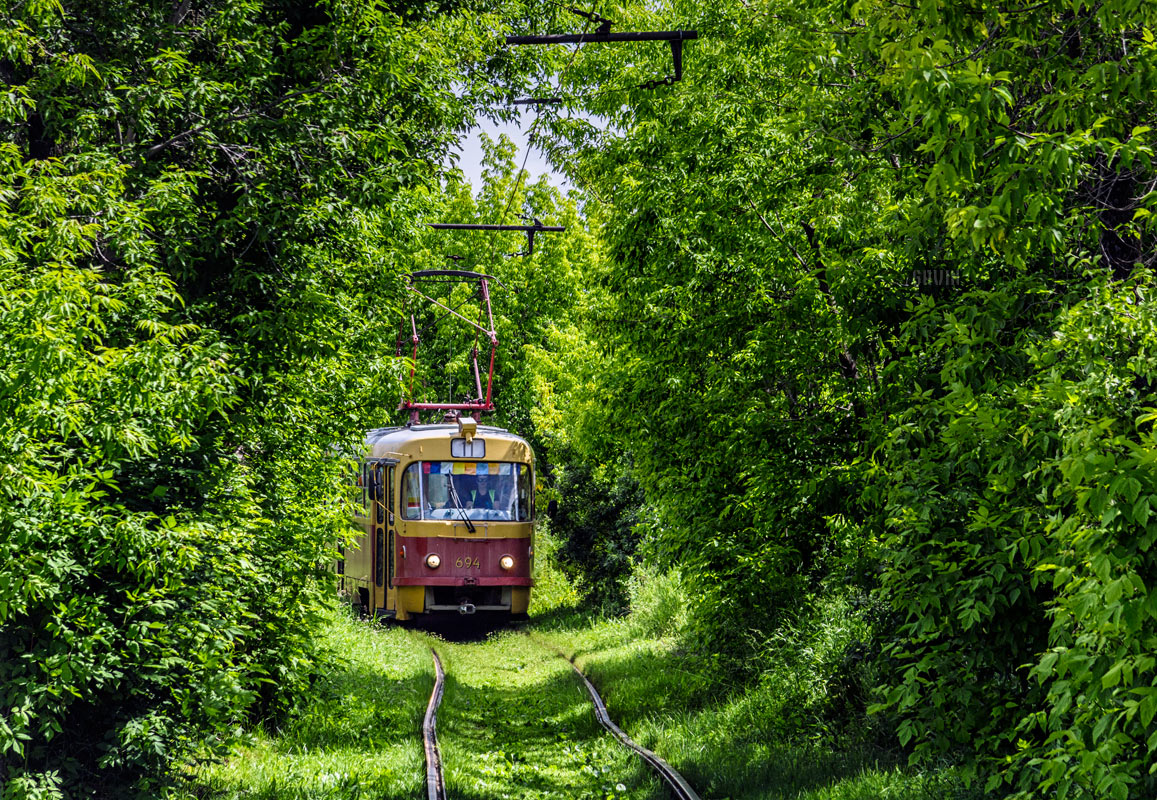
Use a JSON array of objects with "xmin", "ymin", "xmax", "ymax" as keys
[
  {"xmin": 7, "ymin": 0, "xmax": 1157, "ymax": 797},
  {"xmin": 189, "ymin": 535, "xmax": 969, "ymax": 800},
  {"xmin": 0, "ymin": 0, "xmax": 514, "ymax": 795},
  {"xmin": 537, "ymin": 564, "xmax": 981, "ymax": 800},
  {"xmin": 178, "ymin": 607, "xmax": 431, "ymax": 800},
  {"xmin": 528, "ymin": 0, "xmax": 1157, "ymax": 796}
]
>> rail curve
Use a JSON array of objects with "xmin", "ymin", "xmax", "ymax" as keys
[
  {"xmin": 528, "ymin": 635, "xmax": 703, "ymax": 800},
  {"xmin": 567, "ymin": 658, "xmax": 703, "ymax": 800}
]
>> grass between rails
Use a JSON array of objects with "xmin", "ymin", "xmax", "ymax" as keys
[
  {"xmin": 432, "ymin": 629, "xmax": 662, "ymax": 799},
  {"xmin": 178, "ymin": 530, "xmax": 977, "ymax": 800},
  {"xmin": 426, "ymin": 530, "xmax": 664, "ymax": 799}
]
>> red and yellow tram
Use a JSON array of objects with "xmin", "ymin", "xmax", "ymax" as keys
[{"xmin": 338, "ymin": 415, "xmax": 534, "ymax": 620}]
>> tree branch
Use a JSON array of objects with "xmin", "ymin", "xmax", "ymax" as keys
[
  {"xmin": 741, "ymin": 186, "xmax": 810, "ymax": 273},
  {"xmin": 142, "ymin": 70, "xmax": 339, "ymax": 160}
]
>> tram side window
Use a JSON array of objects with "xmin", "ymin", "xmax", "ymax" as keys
[
  {"xmin": 401, "ymin": 463, "xmax": 421, "ymax": 520},
  {"xmin": 355, "ymin": 462, "xmax": 368, "ymax": 517},
  {"xmin": 387, "ymin": 465, "xmax": 396, "ymax": 524},
  {"xmin": 374, "ymin": 464, "xmax": 385, "ymax": 524},
  {"xmin": 364, "ymin": 462, "xmax": 375, "ymax": 512},
  {"xmin": 516, "ymin": 464, "xmax": 533, "ymax": 521}
]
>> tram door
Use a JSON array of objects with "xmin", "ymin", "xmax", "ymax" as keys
[
  {"xmin": 384, "ymin": 464, "xmax": 397, "ymax": 613},
  {"xmin": 367, "ymin": 461, "xmax": 398, "ymax": 617},
  {"xmin": 372, "ymin": 462, "xmax": 385, "ymax": 613}
]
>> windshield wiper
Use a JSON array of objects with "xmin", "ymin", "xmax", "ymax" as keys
[{"xmin": 446, "ymin": 479, "xmax": 476, "ymax": 533}]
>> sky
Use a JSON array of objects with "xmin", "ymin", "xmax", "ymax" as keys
[{"xmin": 448, "ymin": 110, "xmax": 569, "ymax": 189}]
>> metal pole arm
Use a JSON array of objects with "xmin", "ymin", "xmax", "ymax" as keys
[
  {"xmin": 427, "ymin": 222, "xmax": 565, "ymax": 255},
  {"xmin": 427, "ymin": 223, "xmax": 566, "ymax": 232},
  {"xmin": 505, "ymin": 30, "xmax": 697, "ymax": 45}
]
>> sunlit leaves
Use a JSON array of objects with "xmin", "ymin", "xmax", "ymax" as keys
[
  {"xmin": 0, "ymin": 0, "xmax": 526, "ymax": 794},
  {"xmin": 524, "ymin": 0, "xmax": 1157, "ymax": 796}
]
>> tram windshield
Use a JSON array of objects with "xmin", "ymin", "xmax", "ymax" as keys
[{"xmin": 401, "ymin": 462, "xmax": 532, "ymax": 521}]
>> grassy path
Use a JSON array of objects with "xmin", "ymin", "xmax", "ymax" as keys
[
  {"xmin": 180, "ymin": 546, "xmax": 976, "ymax": 800},
  {"xmin": 181, "ymin": 614, "xmax": 669, "ymax": 800},
  {"xmin": 433, "ymin": 626, "xmax": 664, "ymax": 799}
]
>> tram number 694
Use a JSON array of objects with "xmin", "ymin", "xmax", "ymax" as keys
[{"xmin": 455, "ymin": 557, "xmax": 481, "ymax": 569}]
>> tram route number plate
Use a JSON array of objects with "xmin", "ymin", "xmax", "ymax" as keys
[{"xmin": 455, "ymin": 557, "xmax": 481, "ymax": 570}]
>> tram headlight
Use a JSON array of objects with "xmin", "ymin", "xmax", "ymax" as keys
[
  {"xmin": 499, "ymin": 555, "xmax": 515, "ymax": 571},
  {"xmin": 425, "ymin": 553, "xmax": 441, "ymax": 569}
]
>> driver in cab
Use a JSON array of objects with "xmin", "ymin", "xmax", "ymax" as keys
[{"xmin": 468, "ymin": 473, "xmax": 495, "ymax": 510}]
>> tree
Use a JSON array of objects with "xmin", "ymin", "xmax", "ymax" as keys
[
  {"xmin": 0, "ymin": 0, "xmax": 526, "ymax": 794},
  {"xmin": 530, "ymin": 0, "xmax": 1157, "ymax": 794}
]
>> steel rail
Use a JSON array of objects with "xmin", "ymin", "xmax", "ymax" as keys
[
  {"xmin": 423, "ymin": 648, "xmax": 448, "ymax": 800},
  {"xmin": 570, "ymin": 663, "xmax": 702, "ymax": 800},
  {"xmin": 532, "ymin": 636, "xmax": 702, "ymax": 800}
]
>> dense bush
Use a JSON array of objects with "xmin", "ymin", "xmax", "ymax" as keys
[
  {"xmin": 875, "ymin": 270, "xmax": 1157, "ymax": 797},
  {"xmin": 532, "ymin": 0, "xmax": 1157, "ymax": 795},
  {"xmin": 548, "ymin": 450, "xmax": 647, "ymax": 612},
  {"xmin": 0, "ymin": 0, "xmax": 519, "ymax": 794}
]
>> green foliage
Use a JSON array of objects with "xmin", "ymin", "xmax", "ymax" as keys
[
  {"xmin": 525, "ymin": 0, "xmax": 1157, "ymax": 795},
  {"xmin": 0, "ymin": 147, "xmax": 258, "ymax": 796},
  {"xmin": 0, "ymin": 0, "xmax": 533, "ymax": 794},
  {"xmin": 548, "ymin": 450, "xmax": 647, "ymax": 612},
  {"xmin": 623, "ymin": 563, "xmax": 687, "ymax": 640},
  {"xmin": 526, "ymin": 522, "xmax": 583, "ymax": 621},
  {"xmin": 873, "ymin": 269, "xmax": 1157, "ymax": 797}
]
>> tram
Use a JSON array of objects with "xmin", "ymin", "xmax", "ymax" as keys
[
  {"xmin": 335, "ymin": 250, "xmax": 558, "ymax": 620},
  {"xmin": 337, "ymin": 415, "xmax": 535, "ymax": 620}
]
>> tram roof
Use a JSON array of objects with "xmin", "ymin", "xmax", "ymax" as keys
[{"xmin": 364, "ymin": 423, "xmax": 529, "ymax": 449}]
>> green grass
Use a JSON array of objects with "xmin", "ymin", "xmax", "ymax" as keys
[
  {"xmin": 175, "ymin": 608, "xmax": 432, "ymax": 800},
  {"xmin": 433, "ymin": 629, "xmax": 662, "ymax": 799},
  {"xmin": 424, "ymin": 532, "xmax": 664, "ymax": 799},
  {"xmin": 532, "ymin": 565, "xmax": 981, "ymax": 800},
  {"xmin": 177, "ymin": 533, "xmax": 977, "ymax": 800}
]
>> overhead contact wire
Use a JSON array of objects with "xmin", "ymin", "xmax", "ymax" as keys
[{"xmin": 476, "ymin": 15, "xmax": 592, "ymax": 271}]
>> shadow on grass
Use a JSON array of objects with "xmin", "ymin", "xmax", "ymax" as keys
[
  {"xmin": 277, "ymin": 659, "xmax": 429, "ymax": 751},
  {"xmin": 526, "ymin": 599, "xmax": 593, "ymax": 631},
  {"xmin": 410, "ymin": 613, "xmax": 519, "ymax": 643}
]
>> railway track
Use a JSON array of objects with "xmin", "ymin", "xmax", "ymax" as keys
[
  {"xmin": 423, "ymin": 648, "xmax": 447, "ymax": 800},
  {"xmin": 422, "ymin": 639, "xmax": 701, "ymax": 800},
  {"xmin": 567, "ymin": 657, "xmax": 703, "ymax": 800}
]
